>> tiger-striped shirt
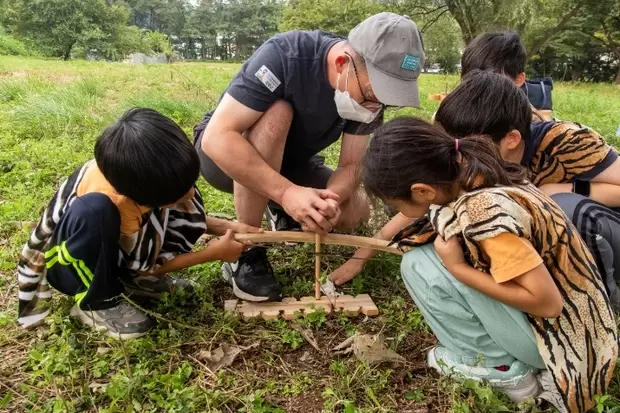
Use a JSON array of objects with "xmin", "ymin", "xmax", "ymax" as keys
[
  {"xmin": 524, "ymin": 121, "xmax": 618, "ymax": 186},
  {"xmin": 393, "ymin": 184, "xmax": 618, "ymax": 413},
  {"xmin": 17, "ymin": 160, "xmax": 207, "ymax": 328}
]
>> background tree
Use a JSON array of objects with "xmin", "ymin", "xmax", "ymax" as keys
[
  {"xmin": 422, "ymin": 13, "xmax": 463, "ymax": 73},
  {"xmin": 212, "ymin": 0, "xmax": 283, "ymax": 60},
  {"xmin": 124, "ymin": 0, "xmax": 189, "ymax": 36},
  {"xmin": 0, "ymin": 0, "xmax": 617, "ymax": 82},
  {"xmin": 527, "ymin": 0, "xmax": 619, "ymax": 84},
  {"xmin": 280, "ymin": 0, "xmax": 381, "ymax": 36},
  {"xmin": 8, "ymin": 0, "xmax": 137, "ymax": 60}
]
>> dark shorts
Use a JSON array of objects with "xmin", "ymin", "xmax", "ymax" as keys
[{"xmin": 193, "ymin": 120, "xmax": 333, "ymax": 194}]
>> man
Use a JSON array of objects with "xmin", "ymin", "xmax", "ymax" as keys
[{"xmin": 194, "ymin": 12, "xmax": 426, "ymax": 302}]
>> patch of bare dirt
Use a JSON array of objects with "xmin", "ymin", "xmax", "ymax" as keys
[
  {"xmin": 0, "ymin": 70, "xmax": 28, "ymax": 78},
  {"xmin": 277, "ymin": 392, "xmax": 324, "ymax": 413}
]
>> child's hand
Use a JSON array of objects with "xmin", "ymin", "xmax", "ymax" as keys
[
  {"xmin": 434, "ymin": 235, "xmax": 466, "ymax": 271},
  {"xmin": 204, "ymin": 230, "xmax": 248, "ymax": 262},
  {"xmin": 329, "ymin": 259, "xmax": 364, "ymax": 285}
]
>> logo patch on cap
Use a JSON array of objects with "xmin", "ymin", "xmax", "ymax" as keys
[{"xmin": 401, "ymin": 55, "xmax": 420, "ymax": 71}]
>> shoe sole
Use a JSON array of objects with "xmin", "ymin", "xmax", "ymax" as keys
[
  {"xmin": 427, "ymin": 348, "xmax": 540, "ymax": 403},
  {"xmin": 70, "ymin": 304, "xmax": 149, "ymax": 340},
  {"xmin": 221, "ymin": 264, "xmax": 281, "ymax": 302}
]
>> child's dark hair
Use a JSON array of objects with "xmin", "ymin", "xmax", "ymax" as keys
[
  {"xmin": 362, "ymin": 117, "xmax": 527, "ymax": 202},
  {"xmin": 461, "ymin": 32, "xmax": 526, "ymax": 80},
  {"xmin": 94, "ymin": 108, "xmax": 200, "ymax": 207},
  {"xmin": 435, "ymin": 70, "xmax": 532, "ymax": 144}
]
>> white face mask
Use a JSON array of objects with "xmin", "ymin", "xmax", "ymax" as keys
[{"xmin": 334, "ymin": 62, "xmax": 380, "ymax": 123}]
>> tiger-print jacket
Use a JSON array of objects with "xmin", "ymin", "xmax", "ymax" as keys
[
  {"xmin": 525, "ymin": 121, "xmax": 618, "ymax": 187},
  {"xmin": 392, "ymin": 183, "xmax": 618, "ymax": 413}
]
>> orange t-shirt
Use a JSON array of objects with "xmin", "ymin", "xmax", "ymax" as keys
[
  {"xmin": 479, "ymin": 233, "xmax": 543, "ymax": 283},
  {"xmin": 76, "ymin": 162, "xmax": 150, "ymax": 235}
]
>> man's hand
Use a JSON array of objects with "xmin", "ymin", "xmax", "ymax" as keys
[
  {"xmin": 280, "ymin": 185, "xmax": 340, "ymax": 234},
  {"xmin": 314, "ymin": 197, "xmax": 341, "ymax": 229}
]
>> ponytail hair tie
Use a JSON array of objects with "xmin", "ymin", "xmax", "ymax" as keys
[{"xmin": 455, "ymin": 139, "xmax": 459, "ymax": 151}]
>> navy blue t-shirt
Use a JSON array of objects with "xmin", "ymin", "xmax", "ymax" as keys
[{"xmin": 194, "ymin": 30, "xmax": 384, "ymax": 167}]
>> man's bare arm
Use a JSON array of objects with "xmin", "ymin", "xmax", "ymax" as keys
[
  {"xmin": 326, "ymin": 132, "xmax": 370, "ymax": 203},
  {"xmin": 202, "ymin": 93, "xmax": 339, "ymax": 233},
  {"xmin": 201, "ymin": 93, "xmax": 294, "ymax": 204}
]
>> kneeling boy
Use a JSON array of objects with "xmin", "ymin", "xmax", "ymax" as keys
[{"xmin": 17, "ymin": 108, "xmax": 258, "ymax": 339}]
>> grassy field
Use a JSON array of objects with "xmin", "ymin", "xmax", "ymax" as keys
[{"xmin": 0, "ymin": 55, "xmax": 619, "ymax": 413}]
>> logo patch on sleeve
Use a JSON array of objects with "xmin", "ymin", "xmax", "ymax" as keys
[
  {"xmin": 401, "ymin": 55, "xmax": 420, "ymax": 71},
  {"xmin": 255, "ymin": 65, "xmax": 281, "ymax": 92}
]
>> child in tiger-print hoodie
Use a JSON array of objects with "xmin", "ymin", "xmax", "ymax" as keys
[{"xmin": 363, "ymin": 117, "xmax": 617, "ymax": 413}]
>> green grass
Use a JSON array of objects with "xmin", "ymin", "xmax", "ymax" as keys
[
  {"xmin": 0, "ymin": 55, "xmax": 619, "ymax": 412},
  {"xmin": 0, "ymin": 33, "xmax": 38, "ymax": 57}
]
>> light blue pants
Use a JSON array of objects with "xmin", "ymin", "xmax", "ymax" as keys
[{"xmin": 401, "ymin": 244, "xmax": 546, "ymax": 370}]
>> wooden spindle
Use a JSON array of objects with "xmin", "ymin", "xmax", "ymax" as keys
[{"xmin": 315, "ymin": 233, "xmax": 321, "ymax": 299}]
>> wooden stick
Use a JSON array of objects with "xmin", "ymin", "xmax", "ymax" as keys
[
  {"xmin": 315, "ymin": 233, "xmax": 321, "ymax": 299},
  {"xmin": 234, "ymin": 231, "xmax": 404, "ymax": 255}
]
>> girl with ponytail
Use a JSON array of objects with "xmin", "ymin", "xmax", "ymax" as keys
[{"xmin": 362, "ymin": 117, "xmax": 617, "ymax": 413}]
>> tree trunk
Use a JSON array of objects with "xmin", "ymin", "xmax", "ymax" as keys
[
  {"xmin": 62, "ymin": 42, "xmax": 74, "ymax": 61},
  {"xmin": 602, "ymin": 23, "xmax": 620, "ymax": 85},
  {"xmin": 443, "ymin": 0, "xmax": 476, "ymax": 44},
  {"xmin": 571, "ymin": 67, "xmax": 583, "ymax": 81}
]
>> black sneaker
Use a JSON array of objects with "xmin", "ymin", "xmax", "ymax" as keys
[
  {"xmin": 264, "ymin": 205, "xmax": 301, "ymax": 232},
  {"xmin": 221, "ymin": 247, "xmax": 282, "ymax": 302}
]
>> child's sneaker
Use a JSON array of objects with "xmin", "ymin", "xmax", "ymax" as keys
[
  {"xmin": 427, "ymin": 346, "xmax": 540, "ymax": 402},
  {"xmin": 121, "ymin": 273, "xmax": 193, "ymax": 300},
  {"xmin": 70, "ymin": 301, "xmax": 154, "ymax": 340}
]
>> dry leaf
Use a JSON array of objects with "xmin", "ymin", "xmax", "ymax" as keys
[
  {"xmin": 333, "ymin": 334, "xmax": 405, "ymax": 364},
  {"xmin": 196, "ymin": 342, "xmax": 259, "ymax": 372}
]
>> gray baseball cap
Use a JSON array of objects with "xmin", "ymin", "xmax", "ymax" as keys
[{"xmin": 348, "ymin": 12, "xmax": 426, "ymax": 107}]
